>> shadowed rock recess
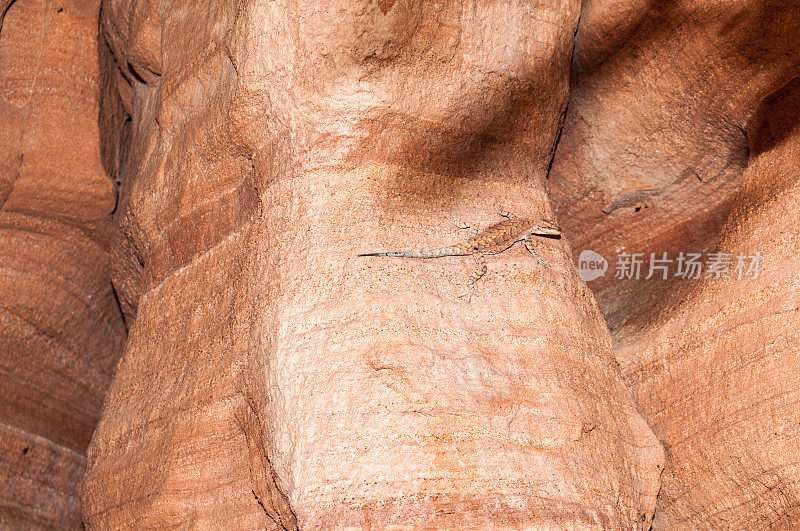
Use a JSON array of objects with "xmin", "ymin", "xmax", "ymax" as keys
[{"xmin": 0, "ymin": 0, "xmax": 797, "ymax": 528}]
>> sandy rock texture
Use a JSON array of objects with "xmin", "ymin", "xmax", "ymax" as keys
[
  {"xmin": 0, "ymin": 0, "xmax": 124, "ymax": 528},
  {"xmin": 549, "ymin": 0, "xmax": 800, "ymax": 331},
  {"xmin": 548, "ymin": 0, "xmax": 800, "ymax": 527},
  {"xmin": 81, "ymin": 0, "xmax": 663, "ymax": 528},
  {"xmin": 616, "ymin": 79, "xmax": 800, "ymax": 528},
  {"xmin": 1, "ymin": 0, "xmax": 797, "ymax": 527}
]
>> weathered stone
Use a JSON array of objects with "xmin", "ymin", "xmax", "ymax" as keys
[
  {"xmin": 3, "ymin": 0, "xmax": 798, "ymax": 527},
  {"xmin": 0, "ymin": 0, "xmax": 124, "ymax": 527},
  {"xmin": 550, "ymin": 0, "xmax": 800, "ymax": 331},
  {"xmin": 617, "ymin": 78, "xmax": 800, "ymax": 529},
  {"xmin": 82, "ymin": 0, "xmax": 663, "ymax": 528}
]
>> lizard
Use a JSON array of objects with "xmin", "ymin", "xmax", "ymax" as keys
[{"xmin": 358, "ymin": 211, "xmax": 561, "ymax": 301}]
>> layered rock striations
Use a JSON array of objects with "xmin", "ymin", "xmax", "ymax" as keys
[
  {"xmin": 1, "ymin": 0, "xmax": 798, "ymax": 528},
  {"xmin": 82, "ymin": 0, "xmax": 663, "ymax": 528},
  {"xmin": 0, "ymin": 0, "xmax": 124, "ymax": 527}
]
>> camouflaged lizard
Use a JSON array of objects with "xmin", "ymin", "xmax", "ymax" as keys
[{"xmin": 358, "ymin": 211, "xmax": 561, "ymax": 300}]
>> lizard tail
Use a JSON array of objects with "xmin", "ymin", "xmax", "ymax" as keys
[
  {"xmin": 358, "ymin": 245, "xmax": 470, "ymax": 258},
  {"xmin": 358, "ymin": 251, "xmax": 415, "ymax": 257}
]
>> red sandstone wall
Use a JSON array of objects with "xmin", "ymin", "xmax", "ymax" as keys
[
  {"xmin": 82, "ymin": 0, "xmax": 662, "ymax": 528},
  {"xmin": 0, "ymin": 0, "xmax": 799, "ymax": 528},
  {"xmin": 617, "ymin": 78, "xmax": 800, "ymax": 528},
  {"xmin": 0, "ymin": 0, "xmax": 125, "ymax": 527}
]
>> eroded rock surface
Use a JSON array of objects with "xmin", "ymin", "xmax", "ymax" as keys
[
  {"xmin": 548, "ymin": 0, "xmax": 800, "ymax": 527},
  {"xmin": 3, "ymin": 0, "xmax": 797, "ymax": 527},
  {"xmin": 82, "ymin": 0, "xmax": 663, "ymax": 528},
  {"xmin": 549, "ymin": 0, "xmax": 800, "ymax": 331},
  {"xmin": 617, "ymin": 78, "xmax": 800, "ymax": 529},
  {"xmin": 0, "ymin": 0, "xmax": 124, "ymax": 527}
]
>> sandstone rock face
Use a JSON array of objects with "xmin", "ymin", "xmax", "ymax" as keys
[
  {"xmin": 1, "ymin": 0, "xmax": 796, "ymax": 527},
  {"xmin": 549, "ymin": 0, "xmax": 800, "ymax": 331},
  {"xmin": 548, "ymin": 0, "xmax": 800, "ymax": 527},
  {"xmin": 0, "ymin": 0, "xmax": 124, "ymax": 527},
  {"xmin": 617, "ymin": 79, "xmax": 800, "ymax": 528},
  {"xmin": 82, "ymin": 0, "xmax": 663, "ymax": 528}
]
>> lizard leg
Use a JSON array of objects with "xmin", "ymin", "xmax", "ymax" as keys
[
  {"xmin": 451, "ymin": 216, "xmax": 479, "ymax": 237},
  {"xmin": 459, "ymin": 254, "xmax": 487, "ymax": 302},
  {"xmin": 452, "ymin": 217, "xmax": 471, "ymax": 229},
  {"xmin": 525, "ymin": 237, "xmax": 546, "ymax": 266},
  {"xmin": 496, "ymin": 205, "xmax": 517, "ymax": 219}
]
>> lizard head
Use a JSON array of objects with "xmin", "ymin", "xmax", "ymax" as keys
[{"xmin": 533, "ymin": 218, "xmax": 562, "ymax": 237}]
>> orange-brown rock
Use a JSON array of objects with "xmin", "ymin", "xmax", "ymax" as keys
[
  {"xmin": 2, "ymin": 0, "xmax": 798, "ymax": 527},
  {"xmin": 0, "ymin": 0, "xmax": 124, "ymax": 527},
  {"xmin": 549, "ymin": 0, "xmax": 800, "ymax": 331},
  {"xmin": 81, "ymin": 0, "xmax": 663, "ymax": 528},
  {"xmin": 617, "ymin": 78, "xmax": 800, "ymax": 528},
  {"xmin": 544, "ymin": 0, "xmax": 800, "ymax": 527}
]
